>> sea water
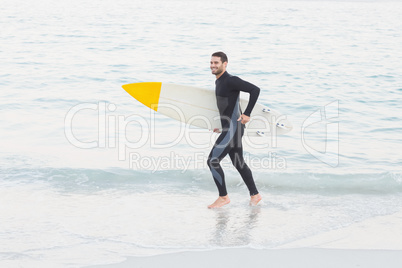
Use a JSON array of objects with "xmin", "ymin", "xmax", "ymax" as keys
[{"xmin": 1, "ymin": 0, "xmax": 402, "ymax": 267}]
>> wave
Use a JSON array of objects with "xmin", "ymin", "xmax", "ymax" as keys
[
  {"xmin": 255, "ymin": 171, "xmax": 402, "ymax": 195},
  {"xmin": 1, "ymin": 167, "xmax": 401, "ymax": 195}
]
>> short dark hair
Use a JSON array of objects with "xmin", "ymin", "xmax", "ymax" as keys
[{"xmin": 211, "ymin": 51, "xmax": 228, "ymax": 63}]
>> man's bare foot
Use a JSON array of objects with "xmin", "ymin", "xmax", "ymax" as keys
[
  {"xmin": 208, "ymin": 196, "xmax": 230, "ymax": 208},
  {"xmin": 250, "ymin": 193, "xmax": 262, "ymax": 206}
]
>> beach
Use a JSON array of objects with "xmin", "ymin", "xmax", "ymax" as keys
[
  {"xmin": 93, "ymin": 249, "xmax": 402, "ymax": 268},
  {"xmin": 92, "ymin": 209, "xmax": 402, "ymax": 267}
]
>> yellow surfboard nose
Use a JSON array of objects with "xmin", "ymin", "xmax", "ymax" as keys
[{"xmin": 122, "ymin": 82, "xmax": 162, "ymax": 111}]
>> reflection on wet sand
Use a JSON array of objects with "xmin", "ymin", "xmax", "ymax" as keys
[{"xmin": 211, "ymin": 206, "xmax": 261, "ymax": 247}]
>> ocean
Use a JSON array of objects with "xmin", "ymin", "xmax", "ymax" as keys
[{"xmin": 1, "ymin": 0, "xmax": 402, "ymax": 267}]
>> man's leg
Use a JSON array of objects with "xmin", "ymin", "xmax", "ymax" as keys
[
  {"xmin": 229, "ymin": 143, "xmax": 262, "ymax": 206},
  {"xmin": 207, "ymin": 132, "xmax": 233, "ymax": 208}
]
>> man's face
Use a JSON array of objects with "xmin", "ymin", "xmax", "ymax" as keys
[{"xmin": 210, "ymin": 56, "xmax": 227, "ymax": 76}]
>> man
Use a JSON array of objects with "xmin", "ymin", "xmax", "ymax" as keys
[{"xmin": 207, "ymin": 51, "xmax": 262, "ymax": 208}]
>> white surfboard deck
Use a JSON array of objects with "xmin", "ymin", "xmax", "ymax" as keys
[{"xmin": 122, "ymin": 82, "xmax": 292, "ymax": 137}]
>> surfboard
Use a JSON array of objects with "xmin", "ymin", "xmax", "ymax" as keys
[{"xmin": 122, "ymin": 82, "xmax": 292, "ymax": 136}]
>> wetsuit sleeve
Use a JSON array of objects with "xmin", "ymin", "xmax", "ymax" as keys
[{"xmin": 229, "ymin": 76, "xmax": 260, "ymax": 116}]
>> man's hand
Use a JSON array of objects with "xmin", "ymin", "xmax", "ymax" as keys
[
  {"xmin": 237, "ymin": 114, "xmax": 250, "ymax": 124},
  {"xmin": 213, "ymin": 128, "xmax": 221, "ymax": 133}
]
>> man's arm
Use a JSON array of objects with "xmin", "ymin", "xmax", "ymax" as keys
[
  {"xmin": 229, "ymin": 76, "xmax": 260, "ymax": 124},
  {"xmin": 230, "ymin": 76, "xmax": 260, "ymax": 116}
]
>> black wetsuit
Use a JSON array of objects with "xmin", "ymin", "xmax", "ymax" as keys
[{"xmin": 207, "ymin": 71, "xmax": 260, "ymax": 196}]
